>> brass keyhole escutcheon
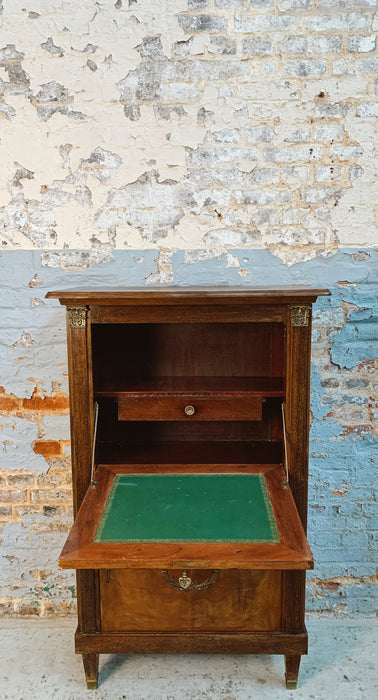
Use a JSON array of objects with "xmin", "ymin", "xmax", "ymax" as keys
[
  {"xmin": 162, "ymin": 569, "xmax": 220, "ymax": 591},
  {"xmin": 184, "ymin": 405, "xmax": 196, "ymax": 416},
  {"xmin": 178, "ymin": 571, "xmax": 192, "ymax": 589}
]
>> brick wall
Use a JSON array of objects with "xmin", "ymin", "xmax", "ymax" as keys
[
  {"xmin": 0, "ymin": 250, "xmax": 376, "ymax": 616},
  {"xmin": 0, "ymin": 0, "xmax": 377, "ymax": 615}
]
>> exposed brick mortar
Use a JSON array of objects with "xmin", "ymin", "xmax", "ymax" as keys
[
  {"xmin": 308, "ymin": 575, "xmax": 378, "ymax": 587},
  {"xmin": 1, "ymin": 385, "xmax": 72, "ymax": 523},
  {"xmin": 0, "ymin": 464, "xmax": 73, "ymax": 523},
  {"xmin": 311, "ymin": 290, "xmax": 377, "ymax": 437}
]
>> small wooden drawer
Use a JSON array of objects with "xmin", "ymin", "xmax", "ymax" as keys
[
  {"xmin": 118, "ymin": 395, "xmax": 262, "ymax": 421},
  {"xmin": 100, "ymin": 569, "xmax": 282, "ymax": 632}
]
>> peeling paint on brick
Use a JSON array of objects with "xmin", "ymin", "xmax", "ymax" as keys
[
  {"xmin": 41, "ymin": 38, "xmax": 64, "ymax": 57},
  {"xmin": 41, "ymin": 249, "xmax": 114, "ymax": 270},
  {"xmin": 97, "ymin": 170, "xmax": 195, "ymax": 242},
  {"xmin": 117, "ymin": 54, "xmax": 188, "ymax": 121},
  {"xmin": 1, "ymin": 3, "xmax": 377, "ymax": 254},
  {"xmin": 0, "ymin": 44, "xmax": 30, "ymax": 98},
  {"xmin": 307, "ymin": 575, "xmax": 378, "ymax": 615},
  {"xmin": 145, "ymin": 249, "xmax": 174, "ymax": 284}
]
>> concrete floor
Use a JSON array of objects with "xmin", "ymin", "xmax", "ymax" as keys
[{"xmin": 0, "ymin": 615, "xmax": 377, "ymax": 700}]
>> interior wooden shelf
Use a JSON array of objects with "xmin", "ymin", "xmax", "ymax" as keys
[
  {"xmin": 95, "ymin": 440, "xmax": 283, "ymax": 465},
  {"xmin": 94, "ymin": 376, "xmax": 285, "ymax": 398}
]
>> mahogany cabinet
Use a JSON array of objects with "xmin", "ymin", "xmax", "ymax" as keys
[{"xmin": 46, "ymin": 287, "xmax": 329, "ymax": 689}]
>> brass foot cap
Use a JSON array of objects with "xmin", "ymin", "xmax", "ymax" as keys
[
  {"xmin": 86, "ymin": 680, "xmax": 98, "ymax": 690},
  {"xmin": 286, "ymin": 679, "xmax": 298, "ymax": 690}
]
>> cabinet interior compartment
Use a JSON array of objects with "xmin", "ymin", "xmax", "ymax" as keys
[
  {"xmin": 92, "ymin": 321, "xmax": 286, "ymax": 467},
  {"xmin": 92, "ymin": 321, "xmax": 285, "ymax": 384}
]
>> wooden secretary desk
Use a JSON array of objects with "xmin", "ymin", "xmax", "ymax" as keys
[{"xmin": 46, "ymin": 286, "xmax": 329, "ymax": 689}]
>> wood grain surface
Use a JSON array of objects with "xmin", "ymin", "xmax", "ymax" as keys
[
  {"xmin": 75, "ymin": 630, "xmax": 308, "ymax": 655},
  {"xmin": 46, "ymin": 286, "xmax": 330, "ymax": 306},
  {"xmin": 99, "ymin": 569, "xmax": 282, "ymax": 632},
  {"xmin": 118, "ymin": 395, "xmax": 263, "ymax": 421}
]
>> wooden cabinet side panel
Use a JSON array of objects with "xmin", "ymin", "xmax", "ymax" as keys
[
  {"xmin": 282, "ymin": 570, "xmax": 306, "ymax": 633},
  {"xmin": 66, "ymin": 316, "xmax": 93, "ymax": 514},
  {"xmin": 282, "ymin": 309, "xmax": 312, "ymax": 634},
  {"xmin": 66, "ymin": 311, "xmax": 99, "ymax": 633},
  {"xmin": 285, "ymin": 312, "xmax": 312, "ymax": 528}
]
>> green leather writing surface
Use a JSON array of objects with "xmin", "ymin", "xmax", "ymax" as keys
[{"xmin": 94, "ymin": 474, "xmax": 279, "ymax": 543}]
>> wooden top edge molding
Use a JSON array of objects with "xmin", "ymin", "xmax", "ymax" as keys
[
  {"xmin": 46, "ymin": 286, "xmax": 330, "ymax": 306},
  {"xmin": 59, "ymin": 549, "xmax": 314, "ymax": 571}
]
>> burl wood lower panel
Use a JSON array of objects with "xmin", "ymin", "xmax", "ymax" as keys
[{"xmin": 100, "ymin": 569, "xmax": 282, "ymax": 632}]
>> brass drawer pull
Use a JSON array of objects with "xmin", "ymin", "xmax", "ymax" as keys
[
  {"xmin": 184, "ymin": 405, "xmax": 196, "ymax": 416},
  {"xmin": 162, "ymin": 569, "xmax": 220, "ymax": 591}
]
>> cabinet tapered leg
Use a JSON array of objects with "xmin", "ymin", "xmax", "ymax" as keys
[
  {"xmin": 285, "ymin": 654, "xmax": 301, "ymax": 690},
  {"xmin": 82, "ymin": 653, "xmax": 99, "ymax": 689}
]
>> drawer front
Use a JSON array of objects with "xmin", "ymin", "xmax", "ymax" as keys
[
  {"xmin": 100, "ymin": 569, "xmax": 282, "ymax": 632},
  {"xmin": 118, "ymin": 396, "xmax": 262, "ymax": 421}
]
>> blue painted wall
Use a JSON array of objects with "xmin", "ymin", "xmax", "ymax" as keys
[{"xmin": 0, "ymin": 248, "xmax": 377, "ymax": 615}]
